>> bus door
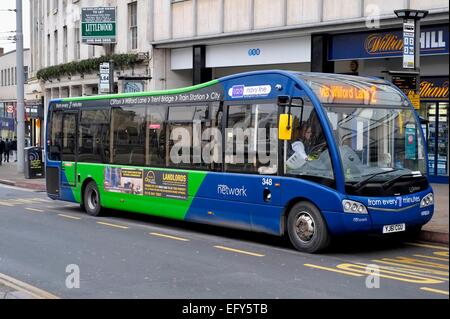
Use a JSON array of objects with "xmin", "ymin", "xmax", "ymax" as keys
[
  {"xmin": 60, "ymin": 111, "xmax": 78, "ymax": 187},
  {"xmin": 221, "ymin": 102, "xmax": 282, "ymax": 231}
]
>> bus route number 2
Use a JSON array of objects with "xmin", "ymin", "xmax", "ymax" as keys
[{"xmin": 262, "ymin": 178, "xmax": 273, "ymax": 186}]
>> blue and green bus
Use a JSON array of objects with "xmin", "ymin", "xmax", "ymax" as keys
[{"xmin": 46, "ymin": 71, "xmax": 434, "ymax": 253}]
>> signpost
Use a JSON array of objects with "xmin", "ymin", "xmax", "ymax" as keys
[
  {"xmin": 402, "ymin": 20, "xmax": 415, "ymax": 69},
  {"xmin": 99, "ymin": 62, "xmax": 114, "ymax": 94},
  {"xmin": 81, "ymin": 7, "xmax": 117, "ymax": 44},
  {"xmin": 392, "ymin": 9, "xmax": 429, "ymax": 112}
]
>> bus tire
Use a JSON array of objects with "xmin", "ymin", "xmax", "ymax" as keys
[
  {"xmin": 287, "ymin": 201, "xmax": 330, "ymax": 253},
  {"xmin": 83, "ymin": 181, "xmax": 103, "ymax": 216}
]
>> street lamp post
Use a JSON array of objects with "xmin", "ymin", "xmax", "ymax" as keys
[
  {"xmin": 15, "ymin": 0, "xmax": 25, "ymax": 173},
  {"xmin": 394, "ymin": 9, "xmax": 429, "ymax": 92}
]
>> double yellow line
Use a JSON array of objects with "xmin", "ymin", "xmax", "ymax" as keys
[{"xmin": 0, "ymin": 272, "xmax": 59, "ymax": 299}]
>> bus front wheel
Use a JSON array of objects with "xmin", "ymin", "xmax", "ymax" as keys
[
  {"xmin": 83, "ymin": 181, "xmax": 103, "ymax": 216},
  {"xmin": 287, "ymin": 201, "xmax": 330, "ymax": 253}
]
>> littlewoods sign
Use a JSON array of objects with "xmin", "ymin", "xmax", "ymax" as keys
[{"xmin": 81, "ymin": 7, "xmax": 116, "ymax": 44}]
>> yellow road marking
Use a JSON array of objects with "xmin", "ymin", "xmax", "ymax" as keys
[
  {"xmin": 420, "ymin": 287, "xmax": 449, "ymax": 296},
  {"xmin": 304, "ymin": 263, "xmax": 363, "ymax": 277},
  {"xmin": 0, "ymin": 272, "xmax": 59, "ymax": 299},
  {"xmin": 336, "ymin": 264, "xmax": 443, "ymax": 284},
  {"xmin": 357, "ymin": 263, "xmax": 449, "ymax": 282},
  {"xmin": 370, "ymin": 260, "xmax": 449, "ymax": 277},
  {"xmin": 375, "ymin": 256, "xmax": 448, "ymax": 270},
  {"xmin": 213, "ymin": 245, "xmax": 265, "ymax": 257},
  {"xmin": 405, "ymin": 242, "xmax": 449, "ymax": 251},
  {"xmin": 413, "ymin": 254, "xmax": 449, "ymax": 262},
  {"xmin": 58, "ymin": 214, "xmax": 81, "ymax": 220},
  {"xmin": 149, "ymin": 232, "xmax": 190, "ymax": 242},
  {"xmin": 96, "ymin": 221, "xmax": 129, "ymax": 229},
  {"xmin": 25, "ymin": 207, "xmax": 44, "ymax": 213},
  {"xmin": 434, "ymin": 251, "xmax": 449, "ymax": 258}
]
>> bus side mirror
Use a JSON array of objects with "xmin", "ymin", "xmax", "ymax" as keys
[{"xmin": 278, "ymin": 114, "xmax": 292, "ymax": 140}]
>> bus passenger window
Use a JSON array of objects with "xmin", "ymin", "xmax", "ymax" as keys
[
  {"xmin": 48, "ymin": 111, "xmax": 63, "ymax": 161},
  {"xmin": 111, "ymin": 106, "xmax": 146, "ymax": 166},
  {"xmin": 167, "ymin": 104, "xmax": 209, "ymax": 170},
  {"xmin": 62, "ymin": 113, "xmax": 77, "ymax": 162},
  {"xmin": 78, "ymin": 109, "xmax": 110, "ymax": 163},
  {"xmin": 225, "ymin": 103, "xmax": 278, "ymax": 175},
  {"xmin": 147, "ymin": 105, "xmax": 167, "ymax": 167}
]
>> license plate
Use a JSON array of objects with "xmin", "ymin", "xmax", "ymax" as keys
[{"xmin": 383, "ymin": 223, "xmax": 406, "ymax": 234}]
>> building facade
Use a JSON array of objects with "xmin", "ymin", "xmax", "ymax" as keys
[
  {"xmin": 150, "ymin": 0, "xmax": 449, "ymax": 182},
  {"xmin": 28, "ymin": 0, "xmax": 153, "ymax": 125},
  {"xmin": 28, "ymin": 0, "xmax": 449, "ymax": 182},
  {"xmin": 0, "ymin": 48, "xmax": 34, "ymax": 143}
]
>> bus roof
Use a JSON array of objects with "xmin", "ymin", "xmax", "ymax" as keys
[{"xmin": 50, "ymin": 70, "xmax": 401, "ymax": 106}]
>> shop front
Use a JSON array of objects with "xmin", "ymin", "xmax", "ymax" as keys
[
  {"xmin": 0, "ymin": 101, "xmax": 16, "ymax": 139},
  {"xmin": 328, "ymin": 24, "xmax": 449, "ymax": 183},
  {"xmin": 418, "ymin": 77, "xmax": 449, "ymax": 183},
  {"xmin": 170, "ymin": 36, "xmax": 311, "ymax": 82},
  {"xmin": 25, "ymin": 100, "xmax": 44, "ymax": 147}
]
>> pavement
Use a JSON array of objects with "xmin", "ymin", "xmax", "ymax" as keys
[{"xmin": 0, "ymin": 160, "xmax": 448, "ymax": 246}]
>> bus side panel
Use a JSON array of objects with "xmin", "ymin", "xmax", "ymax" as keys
[
  {"xmin": 279, "ymin": 178, "xmax": 371, "ymax": 235},
  {"xmin": 186, "ymin": 172, "xmax": 283, "ymax": 235},
  {"xmin": 76, "ymin": 163, "xmax": 208, "ymax": 220},
  {"xmin": 60, "ymin": 171, "xmax": 77, "ymax": 203}
]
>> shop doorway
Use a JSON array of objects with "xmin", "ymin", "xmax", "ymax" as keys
[{"xmin": 423, "ymin": 102, "xmax": 449, "ymax": 183}]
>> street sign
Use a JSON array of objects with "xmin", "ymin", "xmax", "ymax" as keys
[
  {"xmin": 81, "ymin": 7, "xmax": 117, "ymax": 44},
  {"xmin": 392, "ymin": 75, "xmax": 417, "ymax": 91},
  {"xmin": 6, "ymin": 105, "xmax": 14, "ymax": 114},
  {"xmin": 99, "ymin": 62, "xmax": 111, "ymax": 94},
  {"xmin": 403, "ymin": 19, "xmax": 415, "ymax": 69}
]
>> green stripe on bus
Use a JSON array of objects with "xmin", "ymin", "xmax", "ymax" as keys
[
  {"xmin": 73, "ymin": 163, "xmax": 207, "ymax": 220},
  {"xmin": 60, "ymin": 79, "xmax": 220, "ymax": 102}
]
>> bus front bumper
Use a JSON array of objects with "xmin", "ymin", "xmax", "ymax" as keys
[{"xmin": 322, "ymin": 204, "xmax": 434, "ymax": 236}]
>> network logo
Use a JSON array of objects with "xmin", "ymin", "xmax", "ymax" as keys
[{"xmin": 248, "ymin": 48, "xmax": 261, "ymax": 56}]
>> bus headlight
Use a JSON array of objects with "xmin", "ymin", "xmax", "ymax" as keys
[
  {"xmin": 420, "ymin": 193, "xmax": 434, "ymax": 208},
  {"xmin": 342, "ymin": 200, "xmax": 368, "ymax": 214}
]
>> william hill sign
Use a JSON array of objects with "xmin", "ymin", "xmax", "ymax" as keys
[{"xmin": 329, "ymin": 24, "xmax": 448, "ymax": 61}]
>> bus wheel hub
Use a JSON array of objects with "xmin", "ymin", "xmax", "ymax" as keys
[{"xmin": 295, "ymin": 212, "xmax": 315, "ymax": 242}]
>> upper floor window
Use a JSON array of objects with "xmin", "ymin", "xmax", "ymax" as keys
[{"xmin": 128, "ymin": 2, "xmax": 138, "ymax": 50}]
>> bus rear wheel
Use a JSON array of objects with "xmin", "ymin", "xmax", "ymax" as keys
[
  {"xmin": 287, "ymin": 201, "xmax": 330, "ymax": 253},
  {"xmin": 83, "ymin": 181, "xmax": 103, "ymax": 216}
]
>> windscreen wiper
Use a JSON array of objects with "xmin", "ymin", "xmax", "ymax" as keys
[
  {"xmin": 381, "ymin": 172, "xmax": 421, "ymax": 190},
  {"xmin": 353, "ymin": 169, "xmax": 403, "ymax": 190}
]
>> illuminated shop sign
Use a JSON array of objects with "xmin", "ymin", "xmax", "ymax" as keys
[{"xmin": 329, "ymin": 24, "xmax": 449, "ymax": 61}]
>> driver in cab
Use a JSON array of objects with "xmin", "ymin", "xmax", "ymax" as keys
[{"xmin": 286, "ymin": 122, "xmax": 316, "ymax": 170}]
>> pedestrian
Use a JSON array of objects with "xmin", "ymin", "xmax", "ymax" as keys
[
  {"xmin": 12, "ymin": 137, "xmax": 17, "ymax": 162},
  {"xmin": 0, "ymin": 137, "xmax": 5, "ymax": 166},
  {"xmin": 4, "ymin": 138, "xmax": 10, "ymax": 163}
]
